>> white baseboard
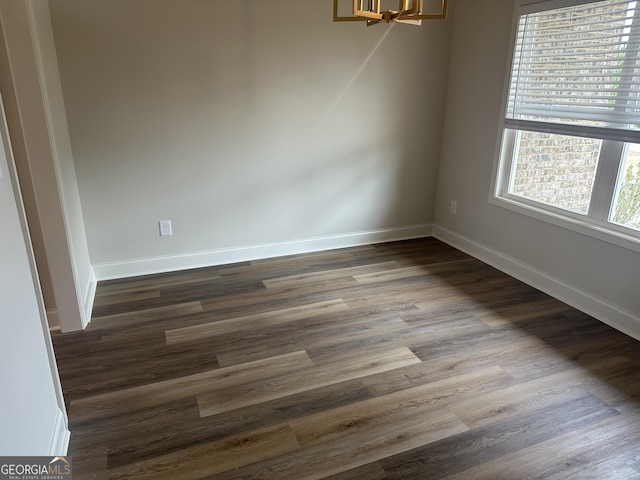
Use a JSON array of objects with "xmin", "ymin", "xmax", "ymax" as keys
[
  {"xmin": 48, "ymin": 409, "xmax": 70, "ymax": 456},
  {"xmin": 81, "ymin": 267, "xmax": 96, "ymax": 329},
  {"xmin": 46, "ymin": 308, "xmax": 60, "ymax": 331},
  {"xmin": 433, "ymin": 225, "xmax": 640, "ymax": 341},
  {"xmin": 93, "ymin": 224, "xmax": 433, "ymax": 281}
]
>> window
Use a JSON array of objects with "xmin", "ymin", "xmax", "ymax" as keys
[{"xmin": 494, "ymin": 0, "xmax": 640, "ymax": 250}]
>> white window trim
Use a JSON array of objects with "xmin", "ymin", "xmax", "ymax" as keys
[{"xmin": 490, "ymin": 0, "xmax": 640, "ymax": 254}]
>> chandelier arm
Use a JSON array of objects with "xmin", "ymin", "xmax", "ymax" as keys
[
  {"xmin": 333, "ymin": 0, "xmax": 448, "ymax": 24},
  {"xmin": 333, "ymin": 0, "xmax": 368, "ymax": 22},
  {"xmin": 397, "ymin": 0, "xmax": 448, "ymax": 20},
  {"xmin": 354, "ymin": 0, "xmax": 384, "ymax": 20}
]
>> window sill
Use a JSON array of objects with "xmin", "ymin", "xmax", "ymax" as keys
[{"xmin": 490, "ymin": 194, "xmax": 640, "ymax": 254}]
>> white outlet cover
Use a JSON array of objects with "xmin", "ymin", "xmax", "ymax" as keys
[{"xmin": 159, "ymin": 220, "xmax": 172, "ymax": 236}]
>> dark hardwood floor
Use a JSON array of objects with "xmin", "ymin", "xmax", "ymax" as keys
[{"xmin": 52, "ymin": 238, "xmax": 640, "ymax": 479}]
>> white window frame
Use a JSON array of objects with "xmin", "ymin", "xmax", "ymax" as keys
[{"xmin": 491, "ymin": 0, "xmax": 640, "ymax": 253}]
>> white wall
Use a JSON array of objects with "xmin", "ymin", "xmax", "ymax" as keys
[
  {"xmin": 28, "ymin": 0, "xmax": 95, "ymax": 329},
  {"xmin": 434, "ymin": 0, "xmax": 640, "ymax": 338},
  {"xmin": 0, "ymin": 0, "xmax": 95, "ymax": 332},
  {"xmin": 49, "ymin": 0, "xmax": 453, "ymax": 278},
  {"xmin": 0, "ymin": 88, "xmax": 69, "ymax": 454}
]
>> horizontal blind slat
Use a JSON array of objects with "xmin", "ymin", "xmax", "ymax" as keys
[
  {"xmin": 504, "ymin": 118, "xmax": 640, "ymax": 143},
  {"xmin": 507, "ymin": 0, "xmax": 640, "ymax": 131}
]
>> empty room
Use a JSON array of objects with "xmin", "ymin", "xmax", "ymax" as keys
[{"xmin": 1, "ymin": 0, "xmax": 640, "ymax": 478}]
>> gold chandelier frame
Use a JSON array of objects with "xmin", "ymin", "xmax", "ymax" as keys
[{"xmin": 333, "ymin": 0, "xmax": 448, "ymax": 26}]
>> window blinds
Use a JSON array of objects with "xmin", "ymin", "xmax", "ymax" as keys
[{"xmin": 506, "ymin": 0, "xmax": 640, "ymax": 142}]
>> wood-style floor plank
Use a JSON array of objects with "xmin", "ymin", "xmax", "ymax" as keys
[
  {"xmin": 207, "ymin": 405, "xmax": 467, "ymax": 480},
  {"xmin": 197, "ymin": 346, "xmax": 421, "ymax": 417},
  {"xmin": 215, "ymin": 313, "xmax": 411, "ymax": 368},
  {"xmin": 380, "ymin": 394, "xmax": 620, "ymax": 480},
  {"xmin": 70, "ymin": 350, "xmax": 313, "ymax": 423},
  {"xmin": 165, "ymin": 299, "xmax": 351, "ymax": 344},
  {"xmin": 320, "ymin": 462, "xmax": 388, "ymax": 480},
  {"xmin": 87, "ymin": 301, "xmax": 203, "ymax": 331},
  {"xmin": 107, "ymin": 424, "xmax": 300, "ymax": 480},
  {"xmin": 262, "ymin": 261, "xmax": 402, "ymax": 289},
  {"xmin": 104, "ymin": 380, "xmax": 372, "ymax": 470},
  {"xmin": 289, "ymin": 367, "xmax": 508, "ymax": 447},
  {"xmin": 450, "ymin": 356, "xmax": 639, "ymax": 428},
  {"xmin": 51, "ymin": 238, "xmax": 640, "ymax": 479},
  {"xmin": 439, "ymin": 409, "xmax": 640, "ymax": 480}
]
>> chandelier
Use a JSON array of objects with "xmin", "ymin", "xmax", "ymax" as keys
[{"xmin": 333, "ymin": 0, "xmax": 448, "ymax": 26}]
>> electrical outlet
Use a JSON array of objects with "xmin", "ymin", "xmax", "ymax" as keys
[
  {"xmin": 450, "ymin": 200, "xmax": 457, "ymax": 215},
  {"xmin": 159, "ymin": 220, "xmax": 172, "ymax": 236}
]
